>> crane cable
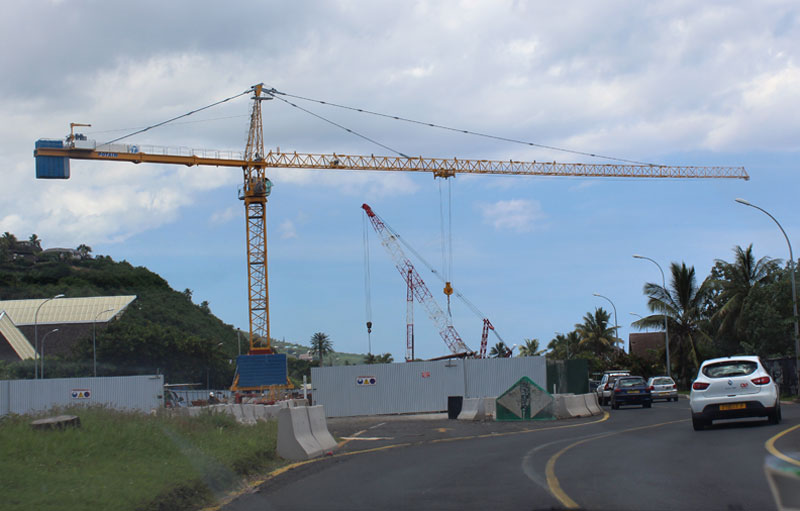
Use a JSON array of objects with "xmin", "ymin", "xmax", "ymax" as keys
[
  {"xmin": 376, "ymin": 211, "xmax": 505, "ymax": 344},
  {"xmin": 362, "ymin": 211, "xmax": 373, "ymax": 355},
  {"xmin": 264, "ymin": 90, "xmax": 411, "ymax": 158},
  {"xmin": 267, "ymin": 88, "xmax": 657, "ymax": 166},
  {"xmin": 101, "ymin": 88, "xmax": 254, "ymax": 146},
  {"xmin": 439, "ymin": 179, "xmax": 455, "ymax": 320}
]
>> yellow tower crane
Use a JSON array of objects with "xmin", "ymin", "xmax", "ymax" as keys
[{"xmin": 33, "ymin": 83, "xmax": 749, "ymax": 372}]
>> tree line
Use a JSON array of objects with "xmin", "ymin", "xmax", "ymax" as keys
[{"xmin": 493, "ymin": 244, "xmax": 797, "ymax": 387}]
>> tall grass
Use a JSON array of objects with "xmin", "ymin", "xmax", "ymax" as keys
[{"xmin": 0, "ymin": 407, "xmax": 279, "ymax": 511}]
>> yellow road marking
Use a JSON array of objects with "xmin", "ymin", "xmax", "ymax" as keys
[
  {"xmin": 436, "ymin": 427, "xmax": 451, "ymax": 433},
  {"xmin": 204, "ymin": 411, "xmax": 611, "ymax": 510},
  {"xmin": 545, "ymin": 417, "xmax": 689, "ymax": 509},
  {"xmin": 765, "ymin": 423, "xmax": 800, "ymax": 468}
]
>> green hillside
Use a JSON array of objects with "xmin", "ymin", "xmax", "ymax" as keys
[{"xmin": 0, "ymin": 233, "xmax": 370, "ymax": 386}]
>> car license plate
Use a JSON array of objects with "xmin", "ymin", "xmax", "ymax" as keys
[
  {"xmin": 719, "ymin": 403, "xmax": 746, "ymax": 411},
  {"xmin": 628, "ymin": 390, "xmax": 639, "ymax": 394}
]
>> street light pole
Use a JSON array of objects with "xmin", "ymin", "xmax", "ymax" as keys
[
  {"xmin": 40, "ymin": 328, "xmax": 59, "ymax": 378},
  {"xmin": 93, "ymin": 308, "xmax": 115, "ymax": 377},
  {"xmin": 633, "ymin": 254, "xmax": 671, "ymax": 377},
  {"xmin": 735, "ymin": 198, "xmax": 800, "ymax": 395},
  {"xmin": 593, "ymin": 293, "xmax": 620, "ymax": 351},
  {"xmin": 34, "ymin": 294, "xmax": 64, "ymax": 379}
]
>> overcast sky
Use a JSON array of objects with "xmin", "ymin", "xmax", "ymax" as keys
[{"xmin": 2, "ymin": 1, "xmax": 800, "ymax": 361}]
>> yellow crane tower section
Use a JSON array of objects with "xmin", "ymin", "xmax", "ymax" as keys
[{"xmin": 33, "ymin": 84, "xmax": 750, "ymax": 357}]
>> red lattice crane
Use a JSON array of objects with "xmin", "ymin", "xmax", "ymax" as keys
[{"xmin": 362, "ymin": 203, "xmax": 472, "ymax": 359}]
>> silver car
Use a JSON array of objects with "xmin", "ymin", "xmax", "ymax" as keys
[
  {"xmin": 596, "ymin": 370, "xmax": 631, "ymax": 406},
  {"xmin": 647, "ymin": 376, "xmax": 678, "ymax": 402}
]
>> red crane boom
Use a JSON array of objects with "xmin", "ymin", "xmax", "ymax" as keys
[{"xmin": 362, "ymin": 203, "xmax": 472, "ymax": 358}]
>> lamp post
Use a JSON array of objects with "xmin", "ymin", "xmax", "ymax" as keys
[
  {"xmin": 40, "ymin": 328, "xmax": 59, "ymax": 379},
  {"xmin": 93, "ymin": 308, "xmax": 115, "ymax": 377},
  {"xmin": 633, "ymin": 254, "xmax": 671, "ymax": 377},
  {"xmin": 735, "ymin": 198, "xmax": 800, "ymax": 395},
  {"xmin": 34, "ymin": 293, "xmax": 64, "ymax": 379},
  {"xmin": 593, "ymin": 293, "xmax": 620, "ymax": 351}
]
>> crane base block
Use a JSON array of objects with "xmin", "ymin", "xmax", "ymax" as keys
[{"xmin": 231, "ymin": 353, "xmax": 288, "ymax": 390}]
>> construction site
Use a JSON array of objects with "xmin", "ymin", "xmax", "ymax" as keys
[{"xmin": 30, "ymin": 84, "xmax": 749, "ymax": 401}]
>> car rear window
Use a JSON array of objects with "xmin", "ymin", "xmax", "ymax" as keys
[
  {"xmin": 617, "ymin": 378, "xmax": 644, "ymax": 387},
  {"xmin": 653, "ymin": 378, "xmax": 673, "ymax": 385},
  {"xmin": 702, "ymin": 361, "xmax": 758, "ymax": 378}
]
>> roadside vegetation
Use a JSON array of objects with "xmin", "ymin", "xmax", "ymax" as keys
[
  {"xmin": 543, "ymin": 244, "xmax": 798, "ymax": 387},
  {"xmin": 0, "ymin": 406, "xmax": 280, "ymax": 511}
]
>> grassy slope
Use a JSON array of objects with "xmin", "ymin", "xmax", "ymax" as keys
[{"xmin": 0, "ymin": 407, "xmax": 280, "ymax": 511}]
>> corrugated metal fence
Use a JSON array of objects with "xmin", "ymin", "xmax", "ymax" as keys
[
  {"xmin": 311, "ymin": 357, "xmax": 546, "ymax": 417},
  {"xmin": 0, "ymin": 374, "xmax": 164, "ymax": 416}
]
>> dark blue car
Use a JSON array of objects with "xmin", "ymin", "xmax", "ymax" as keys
[{"xmin": 611, "ymin": 376, "xmax": 652, "ymax": 409}]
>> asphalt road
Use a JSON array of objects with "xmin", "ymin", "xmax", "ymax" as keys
[{"xmin": 223, "ymin": 399, "xmax": 798, "ymax": 510}]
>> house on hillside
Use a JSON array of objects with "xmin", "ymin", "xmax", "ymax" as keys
[
  {"xmin": 10, "ymin": 241, "xmax": 37, "ymax": 262},
  {"xmin": 41, "ymin": 247, "xmax": 82, "ymax": 261}
]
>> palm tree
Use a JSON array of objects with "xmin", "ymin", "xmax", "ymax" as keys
[
  {"xmin": 711, "ymin": 244, "xmax": 778, "ymax": 352},
  {"xmin": 489, "ymin": 341, "xmax": 511, "ymax": 358},
  {"xmin": 311, "ymin": 332, "xmax": 333, "ymax": 365},
  {"xmin": 76, "ymin": 244, "xmax": 92, "ymax": 259},
  {"xmin": 575, "ymin": 308, "xmax": 620, "ymax": 357},
  {"xmin": 1, "ymin": 232, "xmax": 17, "ymax": 250},
  {"xmin": 518, "ymin": 338, "xmax": 544, "ymax": 357},
  {"xmin": 547, "ymin": 331, "xmax": 582, "ymax": 359},
  {"xmin": 633, "ymin": 262, "xmax": 714, "ymax": 385},
  {"xmin": 29, "ymin": 234, "xmax": 42, "ymax": 252}
]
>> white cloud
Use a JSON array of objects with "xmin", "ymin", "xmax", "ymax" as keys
[
  {"xmin": 479, "ymin": 199, "xmax": 545, "ymax": 232},
  {"xmin": 210, "ymin": 206, "xmax": 239, "ymax": 226},
  {"xmin": 279, "ymin": 219, "xmax": 298, "ymax": 239}
]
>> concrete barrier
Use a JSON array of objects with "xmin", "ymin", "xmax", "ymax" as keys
[
  {"xmin": 277, "ymin": 406, "xmax": 324, "ymax": 461},
  {"xmin": 229, "ymin": 404, "xmax": 246, "ymax": 423},
  {"xmin": 553, "ymin": 395, "xmax": 571, "ymax": 419},
  {"xmin": 457, "ymin": 398, "xmax": 486, "ymax": 421},
  {"xmin": 583, "ymin": 393, "xmax": 602, "ymax": 415},
  {"xmin": 565, "ymin": 394, "xmax": 592, "ymax": 417},
  {"xmin": 483, "ymin": 397, "xmax": 496, "ymax": 418},
  {"xmin": 306, "ymin": 406, "xmax": 337, "ymax": 451},
  {"xmin": 243, "ymin": 404, "xmax": 259, "ymax": 424}
]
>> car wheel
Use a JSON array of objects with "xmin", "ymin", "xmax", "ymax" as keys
[
  {"xmin": 769, "ymin": 403, "xmax": 782, "ymax": 425},
  {"xmin": 644, "ymin": 401, "xmax": 652, "ymax": 408},
  {"xmin": 612, "ymin": 402, "xmax": 619, "ymax": 410},
  {"xmin": 692, "ymin": 417, "xmax": 706, "ymax": 431}
]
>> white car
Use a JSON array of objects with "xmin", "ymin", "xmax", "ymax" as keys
[
  {"xmin": 690, "ymin": 356, "xmax": 780, "ymax": 431},
  {"xmin": 647, "ymin": 376, "xmax": 678, "ymax": 402},
  {"xmin": 595, "ymin": 370, "xmax": 631, "ymax": 406}
]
